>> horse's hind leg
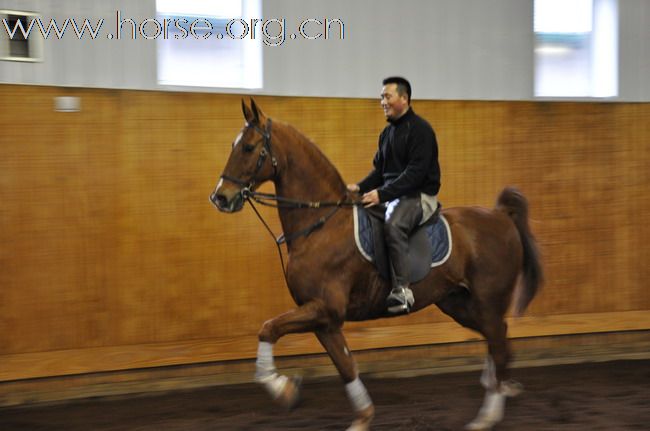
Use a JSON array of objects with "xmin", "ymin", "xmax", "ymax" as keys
[
  {"xmin": 255, "ymin": 300, "xmax": 330, "ymax": 408},
  {"xmin": 438, "ymin": 290, "xmax": 519, "ymax": 430},
  {"xmin": 467, "ymin": 307, "xmax": 526, "ymax": 431},
  {"xmin": 316, "ymin": 328, "xmax": 374, "ymax": 431},
  {"xmin": 464, "ymin": 312, "xmax": 511, "ymax": 430}
]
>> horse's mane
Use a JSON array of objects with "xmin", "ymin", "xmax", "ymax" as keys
[{"xmin": 280, "ymin": 121, "xmax": 348, "ymax": 194}]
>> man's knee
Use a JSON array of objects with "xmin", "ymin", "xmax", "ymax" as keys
[
  {"xmin": 384, "ymin": 218, "xmax": 407, "ymax": 238},
  {"xmin": 385, "ymin": 200, "xmax": 421, "ymax": 233}
]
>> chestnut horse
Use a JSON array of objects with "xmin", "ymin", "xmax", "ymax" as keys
[{"xmin": 210, "ymin": 100, "xmax": 543, "ymax": 430}]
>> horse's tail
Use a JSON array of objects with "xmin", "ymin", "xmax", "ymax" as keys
[{"xmin": 496, "ymin": 186, "xmax": 544, "ymax": 316}]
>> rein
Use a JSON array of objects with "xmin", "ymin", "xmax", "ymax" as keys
[
  {"xmin": 244, "ymin": 188, "xmax": 356, "ymax": 289},
  {"xmin": 244, "ymin": 188, "xmax": 354, "ymax": 209},
  {"xmin": 242, "ymin": 187, "xmax": 356, "ymax": 243}
]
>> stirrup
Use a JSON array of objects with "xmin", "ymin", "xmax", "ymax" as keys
[{"xmin": 386, "ymin": 286, "xmax": 414, "ymax": 314}]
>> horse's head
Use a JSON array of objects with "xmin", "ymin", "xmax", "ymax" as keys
[{"xmin": 210, "ymin": 99, "xmax": 278, "ymax": 213}]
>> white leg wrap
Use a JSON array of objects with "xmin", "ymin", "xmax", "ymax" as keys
[
  {"xmin": 255, "ymin": 342, "xmax": 290, "ymax": 399},
  {"xmin": 345, "ymin": 377, "xmax": 373, "ymax": 411},
  {"xmin": 480, "ymin": 356, "xmax": 497, "ymax": 390},
  {"xmin": 255, "ymin": 341, "xmax": 276, "ymax": 381}
]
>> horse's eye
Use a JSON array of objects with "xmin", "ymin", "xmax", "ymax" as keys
[{"xmin": 243, "ymin": 144, "xmax": 255, "ymax": 153}]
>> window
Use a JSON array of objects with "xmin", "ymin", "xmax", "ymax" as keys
[
  {"xmin": 0, "ymin": 10, "xmax": 43, "ymax": 62},
  {"xmin": 534, "ymin": 0, "xmax": 618, "ymax": 98},
  {"xmin": 156, "ymin": 0, "xmax": 262, "ymax": 89}
]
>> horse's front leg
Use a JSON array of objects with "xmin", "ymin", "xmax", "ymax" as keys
[
  {"xmin": 316, "ymin": 327, "xmax": 374, "ymax": 431},
  {"xmin": 255, "ymin": 299, "xmax": 329, "ymax": 408}
]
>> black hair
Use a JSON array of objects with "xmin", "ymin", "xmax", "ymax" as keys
[{"xmin": 382, "ymin": 76, "xmax": 411, "ymax": 104}]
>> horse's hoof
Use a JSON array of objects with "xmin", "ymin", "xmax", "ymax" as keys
[
  {"xmin": 464, "ymin": 417, "xmax": 497, "ymax": 430},
  {"xmin": 276, "ymin": 375, "xmax": 302, "ymax": 410},
  {"xmin": 346, "ymin": 404, "xmax": 374, "ymax": 431},
  {"xmin": 465, "ymin": 391, "xmax": 504, "ymax": 430},
  {"xmin": 501, "ymin": 379, "xmax": 524, "ymax": 397},
  {"xmin": 465, "ymin": 407, "xmax": 503, "ymax": 430}
]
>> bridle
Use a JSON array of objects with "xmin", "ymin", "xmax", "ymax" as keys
[
  {"xmin": 220, "ymin": 119, "xmax": 278, "ymax": 190},
  {"xmin": 216, "ymin": 117, "xmax": 358, "ymax": 285},
  {"xmin": 219, "ymin": 118, "xmax": 356, "ymax": 213}
]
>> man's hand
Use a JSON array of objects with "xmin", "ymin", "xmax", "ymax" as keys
[
  {"xmin": 361, "ymin": 190, "xmax": 380, "ymax": 207},
  {"xmin": 346, "ymin": 184, "xmax": 360, "ymax": 193}
]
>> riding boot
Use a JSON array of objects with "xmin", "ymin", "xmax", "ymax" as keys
[{"xmin": 386, "ymin": 284, "xmax": 415, "ymax": 314}]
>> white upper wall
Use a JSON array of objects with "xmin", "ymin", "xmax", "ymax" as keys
[
  {"xmin": 262, "ymin": 0, "xmax": 534, "ymax": 100},
  {"xmin": 619, "ymin": 0, "xmax": 650, "ymax": 100},
  {"xmin": 0, "ymin": 0, "xmax": 647, "ymax": 101}
]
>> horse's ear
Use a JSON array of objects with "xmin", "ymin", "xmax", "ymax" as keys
[
  {"xmin": 249, "ymin": 97, "xmax": 266, "ymax": 124},
  {"xmin": 242, "ymin": 99, "xmax": 255, "ymax": 124}
]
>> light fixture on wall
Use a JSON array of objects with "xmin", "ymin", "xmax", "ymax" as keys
[{"xmin": 54, "ymin": 96, "xmax": 81, "ymax": 112}]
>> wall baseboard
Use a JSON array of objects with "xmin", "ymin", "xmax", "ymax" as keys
[{"xmin": 1, "ymin": 330, "xmax": 647, "ymax": 408}]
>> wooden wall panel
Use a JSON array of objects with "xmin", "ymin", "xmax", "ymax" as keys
[{"xmin": 1, "ymin": 85, "xmax": 649, "ymax": 381}]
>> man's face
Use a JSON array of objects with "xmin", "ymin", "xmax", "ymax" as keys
[{"xmin": 380, "ymin": 84, "xmax": 409, "ymax": 121}]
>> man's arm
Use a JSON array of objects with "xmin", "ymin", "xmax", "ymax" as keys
[{"xmin": 357, "ymin": 167, "xmax": 382, "ymax": 194}]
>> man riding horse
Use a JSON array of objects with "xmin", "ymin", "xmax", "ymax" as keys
[
  {"xmin": 348, "ymin": 76, "xmax": 441, "ymax": 314},
  {"xmin": 212, "ymin": 96, "xmax": 542, "ymax": 430}
]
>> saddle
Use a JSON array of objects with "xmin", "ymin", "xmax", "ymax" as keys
[{"xmin": 353, "ymin": 203, "xmax": 452, "ymax": 283}]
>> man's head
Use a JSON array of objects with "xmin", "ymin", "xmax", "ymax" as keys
[{"xmin": 381, "ymin": 77, "xmax": 411, "ymax": 121}]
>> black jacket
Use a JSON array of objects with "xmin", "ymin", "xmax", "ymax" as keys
[{"xmin": 358, "ymin": 108, "xmax": 440, "ymax": 202}]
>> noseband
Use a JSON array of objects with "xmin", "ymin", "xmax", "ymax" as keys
[{"xmin": 220, "ymin": 119, "xmax": 278, "ymax": 190}]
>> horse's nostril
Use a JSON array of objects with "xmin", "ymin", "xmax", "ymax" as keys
[
  {"xmin": 216, "ymin": 194, "xmax": 228, "ymax": 208},
  {"xmin": 210, "ymin": 191, "xmax": 228, "ymax": 207}
]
